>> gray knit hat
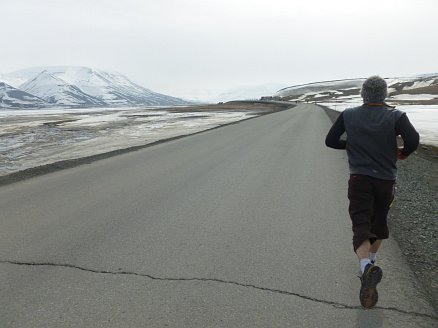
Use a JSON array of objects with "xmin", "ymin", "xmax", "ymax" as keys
[{"xmin": 361, "ymin": 75, "xmax": 388, "ymax": 103}]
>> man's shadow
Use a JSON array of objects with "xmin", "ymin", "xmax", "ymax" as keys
[{"xmin": 356, "ymin": 308, "xmax": 384, "ymax": 328}]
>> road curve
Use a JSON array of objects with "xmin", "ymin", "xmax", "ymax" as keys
[{"xmin": 0, "ymin": 104, "xmax": 436, "ymax": 327}]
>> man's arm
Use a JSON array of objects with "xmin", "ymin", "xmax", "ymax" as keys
[
  {"xmin": 325, "ymin": 113, "xmax": 347, "ymax": 149},
  {"xmin": 395, "ymin": 113, "xmax": 419, "ymax": 158}
]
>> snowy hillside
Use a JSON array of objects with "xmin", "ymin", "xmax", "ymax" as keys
[
  {"xmin": 0, "ymin": 82, "xmax": 49, "ymax": 109},
  {"xmin": 0, "ymin": 66, "xmax": 191, "ymax": 108},
  {"xmin": 276, "ymin": 79, "xmax": 364, "ymax": 98},
  {"xmin": 275, "ymin": 75, "xmax": 438, "ymax": 105},
  {"xmin": 20, "ymin": 70, "xmax": 106, "ymax": 106}
]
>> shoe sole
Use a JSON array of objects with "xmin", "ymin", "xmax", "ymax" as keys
[{"xmin": 360, "ymin": 266, "xmax": 383, "ymax": 308}]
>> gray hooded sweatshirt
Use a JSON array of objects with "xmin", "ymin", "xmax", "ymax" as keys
[{"xmin": 325, "ymin": 104, "xmax": 419, "ymax": 180}]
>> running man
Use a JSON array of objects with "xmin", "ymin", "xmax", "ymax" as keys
[{"xmin": 325, "ymin": 75, "xmax": 419, "ymax": 308}]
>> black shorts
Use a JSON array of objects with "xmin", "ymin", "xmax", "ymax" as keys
[{"xmin": 347, "ymin": 174, "xmax": 395, "ymax": 252}]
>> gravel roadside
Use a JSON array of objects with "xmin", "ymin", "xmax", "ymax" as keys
[{"xmin": 321, "ymin": 105, "xmax": 438, "ymax": 312}]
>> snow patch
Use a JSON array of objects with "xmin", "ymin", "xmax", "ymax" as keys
[
  {"xmin": 389, "ymin": 94, "xmax": 437, "ymax": 101},
  {"xmin": 396, "ymin": 105, "xmax": 438, "ymax": 145}
]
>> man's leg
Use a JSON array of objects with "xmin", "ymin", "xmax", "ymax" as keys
[
  {"xmin": 369, "ymin": 240, "xmax": 382, "ymax": 263},
  {"xmin": 356, "ymin": 239, "xmax": 372, "ymax": 274},
  {"xmin": 355, "ymin": 233, "xmax": 383, "ymax": 309},
  {"xmin": 348, "ymin": 175, "xmax": 383, "ymax": 308},
  {"xmin": 370, "ymin": 240, "xmax": 382, "ymax": 253},
  {"xmin": 356, "ymin": 240, "xmax": 371, "ymax": 259},
  {"xmin": 348, "ymin": 175, "xmax": 375, "ymax": 272},
  {"xmin": 369, "ymin": 179, "xmax": 394, "ymax": 264},
  {"xmin": 356, "ymin": 239, "xmax": 382, "ymax": 269}
]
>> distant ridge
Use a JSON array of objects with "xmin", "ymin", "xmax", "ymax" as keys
[
  {"xmin": 275, "ymin": 74, "xmax": 438, "ymax": 103},
  {"xmin": 0, "ymin": 66, "xmax": 191, "ymax": 109},
  {"xmin": 276, "ymin": 78, "xmax": 365, "ymax": 93}
]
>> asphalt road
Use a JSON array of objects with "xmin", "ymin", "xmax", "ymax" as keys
[{"xmin": 0, "ymin": 104, "xmax": 436, "ymax": 327}]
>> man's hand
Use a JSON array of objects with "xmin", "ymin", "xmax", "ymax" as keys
[{"xmin": 397, "ymin": 148, "xmax": 408, "ymax": 160}]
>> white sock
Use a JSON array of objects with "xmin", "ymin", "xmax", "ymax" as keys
[
  {"xmin": 369, "ymin": 252, "xmax": 377, "ymax": 263},
  {"xmin": 360, "ymin": 258, "xmax": 372, "ymax": 273}
]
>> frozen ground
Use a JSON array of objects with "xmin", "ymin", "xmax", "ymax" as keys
[
  {"xmin": 0, "ymin": 105, "xmax": 271, "ymax": 176},
  {"xmin": 319, "ymin": 100, "xmax": 438, "ymax": 146},
  {"xmin": 1, "ymin": 100, "xmax": 434, "ymax": 177}
]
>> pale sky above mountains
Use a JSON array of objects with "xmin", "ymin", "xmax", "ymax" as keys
[{"xmin": 2, "ymin": 0, "xmax": 438, "ymax": 99}]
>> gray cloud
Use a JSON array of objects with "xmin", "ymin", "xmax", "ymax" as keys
[{"xmin": 2, "ymin": 0, "xmax": 438, "ymax": 99}]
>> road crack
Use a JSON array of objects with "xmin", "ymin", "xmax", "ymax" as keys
[{"xmin": 1, "ymin": 259, "xmax": 436, "ymax": 320}]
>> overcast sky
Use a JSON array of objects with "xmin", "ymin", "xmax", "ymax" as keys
[{"xmin": 2, "ymin": 0, "xmax": 438, "ymax": 98}]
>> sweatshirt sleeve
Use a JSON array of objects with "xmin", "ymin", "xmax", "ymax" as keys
[
  {"xmin": 395, "ymin": 113, "xmax": 420, "ymax": 156},
  {"xmin": 325, "ymin": 112, "xmax": 347, "ymax": 149}
]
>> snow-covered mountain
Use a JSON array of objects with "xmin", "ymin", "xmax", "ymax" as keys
[
  {"xmin": 0, "ymin": 66, "xmax": 191, "ymax": 109},
  {"xmin": 0, "ymin": 82, "xmax": 49, "ymax": 109},
  {"xmin": 20, "ymin": 70, "xmax": 106, "ymax": 106}
]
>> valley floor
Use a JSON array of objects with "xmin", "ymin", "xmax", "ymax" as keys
[{"xmin": 0, "ymin": 101, "xmax": 291, "ymax": 178}]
